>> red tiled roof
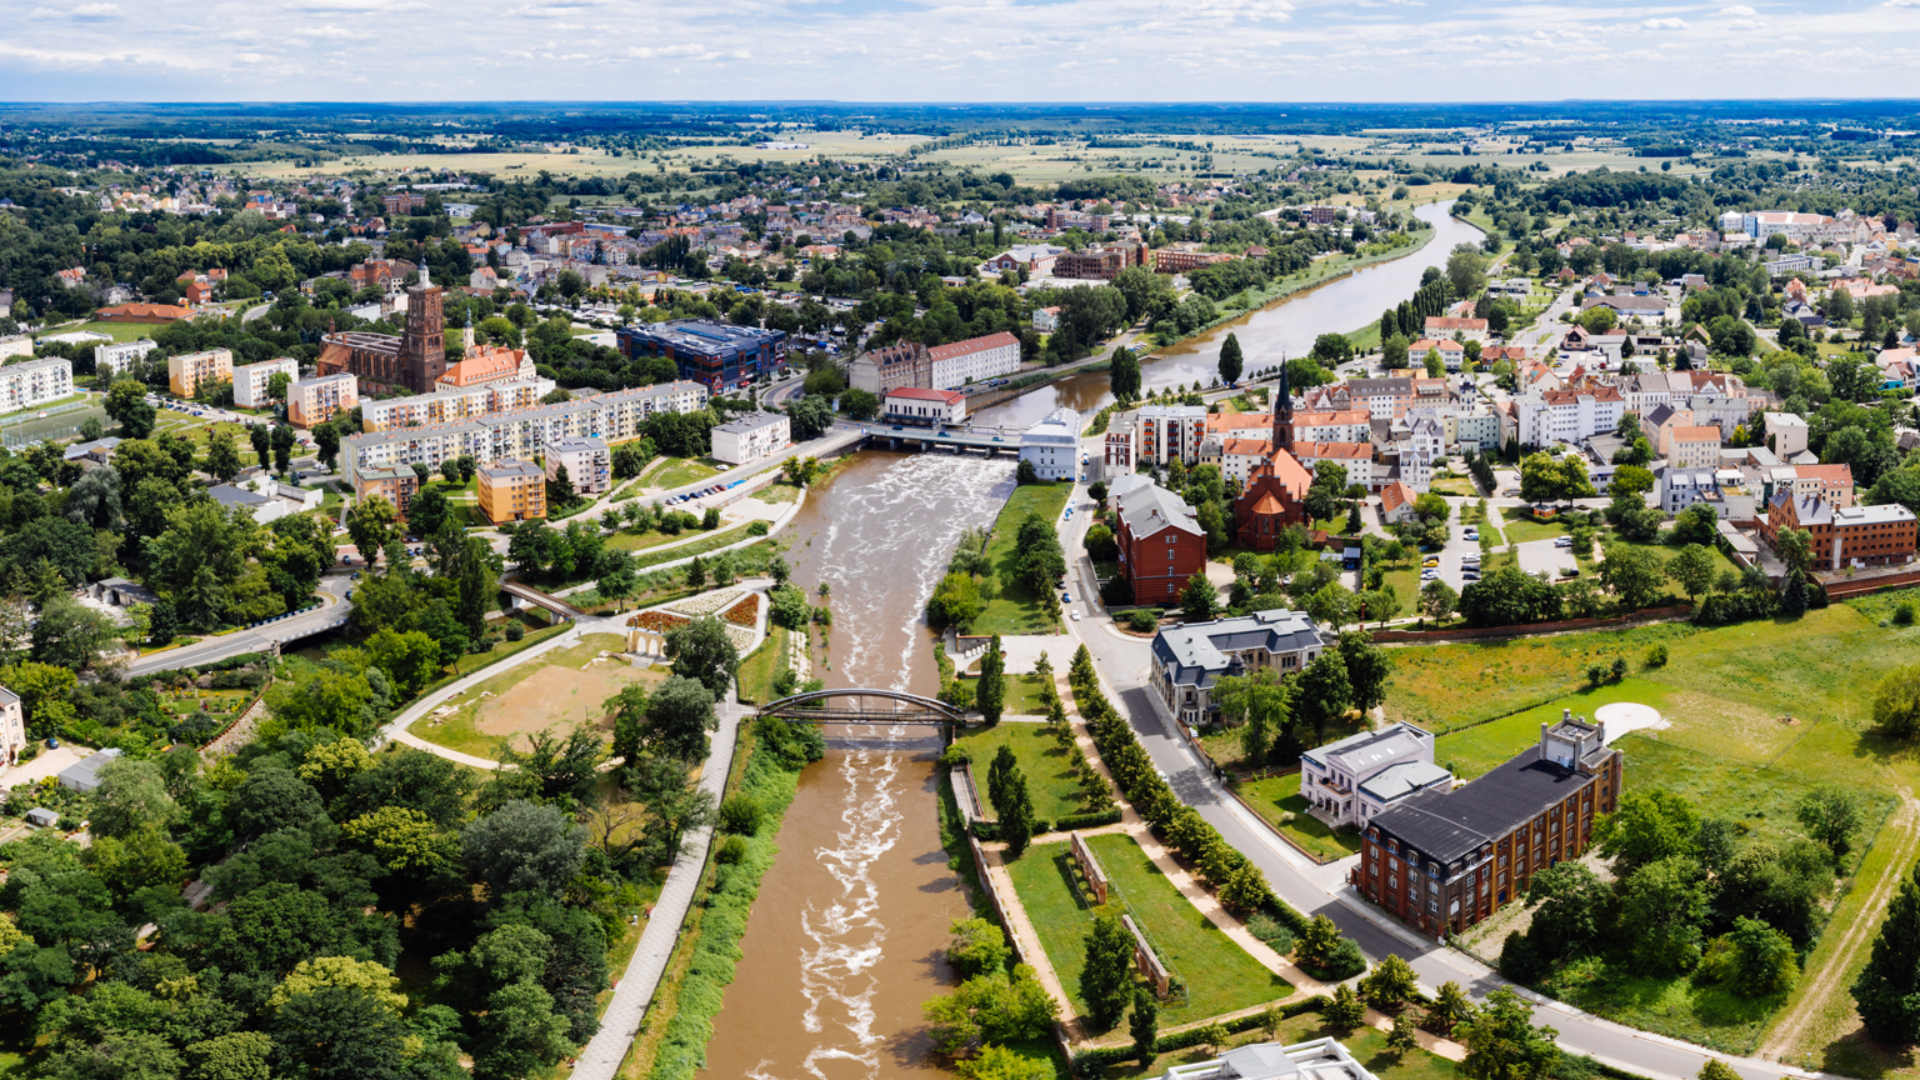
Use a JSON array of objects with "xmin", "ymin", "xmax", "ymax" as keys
[
  {"xmin": 926, "ymin": 331, "xmax": 1019, "ymax": 362},
  {"xmin": 885, "ymin": 386, "xmax": 965, "ymax": 404},
  {"xmin": 1381, "ymin": 480, "xmax": 1415, "ymax": 514}
]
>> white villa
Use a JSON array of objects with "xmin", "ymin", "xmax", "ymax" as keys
[
  {"xmin": 1162, "ymin": 1037, "xmax": 1382, "ymax": 1080},
  {"xmin": 1299, "ymin": 722, "xmax": 1451, "ymax": 829}
]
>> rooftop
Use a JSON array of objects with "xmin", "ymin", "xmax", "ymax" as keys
[
  {"xmin": 1372, "ymin": 742, "xmax": 1605, "ymax": 864},
  {"xmin": 1152, "ymin": 609, "xmax": 1324, "ymax": 692},
  {"xmin": 714, "ymin": 411, "xmax": 789, "ymax": 434},
  {"xmin": 480, "ymin": 458, "xmax": 543, "ymax": 481}
]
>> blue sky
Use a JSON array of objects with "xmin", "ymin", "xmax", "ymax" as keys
[{"xmin": 2, "ymin": 0, "xmax": 1918, "ymax": 103}]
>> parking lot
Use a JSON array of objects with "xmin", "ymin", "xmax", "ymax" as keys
[{"xmin": 1515, "ymin": 537, "xmax": 1580, "ymax": 578}]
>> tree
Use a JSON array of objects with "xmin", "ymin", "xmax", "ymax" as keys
[
  {"xmin": 105, "ymin": 379, "xmax": 156, "ymax": 439},
  {"xmin": 1856, "ymin": 863, "xmax": 1920, "ymax": 1042},
  {"xmin": 1454, "ymin": 987, "xmax": 1559, "ymax": 1080},
  {"xmin": 1797, "ymin": 786, "xmax": 1862, "ymax": 863},
  {"xmin": 473, "ymin": 979, "xmax": 575, "ymax": 1080},
  {"xmin": 1079, "ymin": 913, "xmax": 1134, "ymax": 1030},
  {"xmin": 183, "ymin": 1031, "xmax": 275, "ymax": 1080},
  {"xmin": 1699, "ymin": 1062, "xmax": 1742, "ymax": 1080},
  {"xmin": 1598, "ymin": 789, "xmax": 1701, "ymax": 871},
  {"xmin": 1775, "ymin": 526, "xmax": 1813, "ymax": 578},
  {"xmin": 1180, "ymin": 574, "xmax": 1219, "ymax": 623},
  {"xmin": 1722, "ymin": 916, "xmax": 1800, "ymax": 996},
  {"xmin": 1219, "ymin": 332, "xmax": 1244, "ymax": 386},
  {"xmin": 461, "ymin": 800, "xmax": 587, "ymax": 900},
  {"xmin": 1424, "ymin": 981, "xmax": 1475, "ymax": 1037},
  {"xmin": 346, "ymin": 495, "xmax": 400, "ymax": 567},
  {"xmin": 1522, "ymin": 861, "xmax": 1608, "ymax": 959},
  {"xmin": 89, "ymin": 759, "xmax": 177, "ymax": 839},
  {"xmin": 1293, "ymin": 650, "xmax": 1352, "ymax": 741},
  {"xmin": 1214, "ymin": 668, "xmax": 1289, "ymax": 769},
  {"xmin": 1388, "ymin": 1013, "xmax": 1419, "ymax": 1056},
  {"xmin": 1110, "ymin": 346, "xmax": 1142, "ymax": 403},
  {"xmin": 1621, "ymin": 855, "xmax": 1710, "ymax": 973},
  {"xmin": 1324, "ymin": 983, "xmax": 1366, "ymax": 1034},
  {"xmin": 1129, "ymin": 986, "xmax": 1159, "ymax": 1065},
  {"xmin": 271, "ymin": 985, "xmax": 410, "ymax": 1080},
  {"xmin": 205, "ymin": 430, "xmax": 242, "ymax": 483},
  {"xmin": 546, "ymin": 463, "xmax": 575, "ymax": 507},
  {"xmin": 1419, "ymin": 579, "xmax": 1459, "ymax": 623},
  {"xmin": 1612, "ymin": 464, "xmax": 1655, "ymax": 497},
  {"xmin": 1361, "ymin": 953, "xmax": 1420, "ymax": 1014},
  {"xmin": 1668, "ymin": 544, "xmax": 1717, "ymax": 605},
  {"xmin": 1339, "ymin": 630, "xmax": 1392, "ymax": 713},
  {"xmin": 977, "ymin": 636, "xmax": 1006, "ymax": 726},
  {"xmin": 637, "ymin": 675, "xmax": 719, "ymax": 763},
  {"xmin": 947, "ymin": 917, "xmax": 1012, "ymax": 980},
  {"xmin": 1446, "ymin": 244, "xmax": 1488, "ymax": 301},
  {"xmin": 665, "ymin": 616, "xmax": 739, "ymax": 698},
  {"xmin": 1875, "ymin": 664, "xmax": 1920, "ymax": 738},
  {"xmin": 31, "ymin": 593, "xmax": 118, "ymax": 671},
  {"xmin": 1599, "ymin": 543, "xmax": 1665, "ymax": 612}
]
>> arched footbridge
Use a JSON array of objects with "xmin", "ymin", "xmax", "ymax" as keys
[{"xmin": 758, "ymin": 687, "xmax": 965, "ymax": 727}]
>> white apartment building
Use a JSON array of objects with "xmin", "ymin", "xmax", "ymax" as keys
[
  {"xmin": 711, "ymin": 411, "xmax": 791, "ymax": 465},
  {"xmin": 342, "ymin": 380, "xmax": 708, "ymax": 487},
  {"xmin": 0, "ymin": 336, "xmax": 32, "ymax": 362},
  {"xmin": 232, "ymin": 357, "xmax": 300, "ymax": 408},
  {"xmin": 1292, "ymin": 409, "xmax": 1372, "ymax": 444},
  {"xmin": 0, "ymin": 357, "xmax": 74, "ymax": 414},
  {"xmin": 0, "ymin": 685, "xmax": 22, "ymax": 768},
  {"xmin": 94, "ymin": 338, "xmax": 157, "ymax": 378},
  {"xmin": 288, "ymin": 373, "xmax": 359, "ymax": 428},
  {"xmin": 926, "ymin": 331, "xmax": 1022, "ymax": 391},
  {"xmin": 544, "ymin": 436, "xmax": 611, "ymax": 496},
  {"xmin": 1134, "ymin": 404, "xmax": 1209, "ymax": 466},
  {"xmin": 1515, "ymin": 386, "xmax": 1625, "ymax": 449},
  {"xmin": 1019, "ymin": 407, "xmax": 1080, "ymax": 481},
  {"xmin": 360, "ymin": 376, "xmax": 557, "ymax": 431},
  {"xmin": 1292, "ymin": 442, "xmax": 1375, "ymax": 490}
]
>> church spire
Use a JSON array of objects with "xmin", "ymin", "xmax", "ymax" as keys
[{"xmin": 1273, "ymin": 356, "xmax": 1293, "ymax": 452}]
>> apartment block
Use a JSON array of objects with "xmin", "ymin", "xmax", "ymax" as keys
[
  {"xmin": 0, "ymin": 358, "xmax": 74, "ymax": 414},
  {"xmin": 288, "ymin": 373, "xmax": 360, "ymax": 428},
  {"xmin": 94, "ymin": 338, "xmax": 158, "ymax": 378},
  {"xmin": 545, "ymin": 436, "xmax": 610, "ymax": 496},
  {"xmin": 360, "ymin": 375, "xmax": 556, "ymax": 431},
  {"xmin": 927, "ymin": 332, "xmax": 1022, "ymax": 391},
  {"xmin": 167, "ymin": 348, "xmax": 233, "ymax": 398},
  {"xmin": 353, "ymin": 464, "xmax": 420, "ymax": 523},
  {"xmin": 232, "ymin": 357, "xmax": 300, "ymax": 408},
  {"xmin": 341, "ymin": 381, "xmax": 709, "ymax": 488},
  {"xmin": 1135, "ymin": 405, "xmax": 1209, "ymax": 466},
  {"xmin": 477, "ymin": 459, "xmax": 548, "ymax": 525},
  {"xmin": 711, "ymin": 411, "xmax": 791, "ymax": 465}
]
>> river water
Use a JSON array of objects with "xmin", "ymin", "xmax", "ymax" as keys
[
  {"xmin": 982, "ymin": 201, "xmax": 1484, "ymax": 429},
  {"xmin": 699, "ymin": 451, "xmax": 1016, "ymax": 1080},
  {"xmin": 695, "ymin": 202, "xmax": 1482, "ymax": 1080}
]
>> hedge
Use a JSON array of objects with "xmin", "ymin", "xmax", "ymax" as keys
[
  {"xmin": 1072, "ymin": 994, "xmax": 1328, "ymax": 1074},
  {"xmin": 1054, "ymin": 809, "xmax": 1125, "ymax": 832}
]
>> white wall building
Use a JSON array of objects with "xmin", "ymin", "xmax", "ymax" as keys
[
  {"xmin": 232, "ymin": 357, "xmax": 300, "ymax": 408},
  {"xmin": 1299, "ymin": 723, "xmax": 1450, "ymax": 829},
  {"xmin": 1515, "ymin": 386, "xmax": 1625, "ymax": 449},
  {"xmin": 883, "ymin": 386, "xmax": 968, "ymax": 426},
  {"xmin": 927, "ymin": 332, "xmax": 1022, "ymax": 391},
  {"xmin": 94, "ymin": 338, "xmax": 158, "ymax": 378},
  {"xmin": 1019, "ymin": 407, "xmax": 1080, "ymax": 481},
  {"xmin": 0, "ymin": 686, "xmax": 22, "ymax": 768},
  {"xmin": 544, "ymin": 436, "xmax": 611, "ymax": 496},
  {"xmin": 711, "ymin": 411, "xmax": 791, "ymax": 465},
  {"xmin": 0, "ymin": 358, "xmax": 73, "ymax": 414}
]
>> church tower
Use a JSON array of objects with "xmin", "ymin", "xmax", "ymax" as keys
[
  {"xmin": 1272, "ymin": 358, "xmax": 1294, "ymax": 453},
  {"xmin": 401, "ymin": 262, "xmax": 447, "ymax": 393}
]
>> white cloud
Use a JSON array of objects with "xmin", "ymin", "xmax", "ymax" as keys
[
  {"xmin": 628, "ymin": 44, "xmax": 705, "ymax": 58},
  {"xmin": 290, "ymin": 24, "xmax": 363, "ymax": 37},
  {"xmin": 1718, "ymin": 4, "xmax": 1755, "ymax": 13},
  {"xmin": 1640, "ymin": 16, "xmax": 1689, "ymax": 29},
  {"xmin": 28, "ymin": 2, "xmax": 120, "ymax": 17}
]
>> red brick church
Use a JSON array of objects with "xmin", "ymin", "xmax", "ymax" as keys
[{"xmin": 1231, "ymin": 366, "xmax": 1313, "ymax": 550}]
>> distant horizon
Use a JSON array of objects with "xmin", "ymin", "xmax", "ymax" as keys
[
  {"xmin": 3, "ymin": 97, "xmax": 1920, "ymax": 108},
  {"xmin": 5, "ymin": 0, "xmax": 1920, "ymax": 104}
]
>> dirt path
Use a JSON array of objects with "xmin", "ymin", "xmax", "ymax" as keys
[{"xmin": 1757, "ymin": 794, "xmax": 1920, "ymax": 1061}]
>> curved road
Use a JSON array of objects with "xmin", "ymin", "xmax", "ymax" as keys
[{"xmin": 1055, "ymin": 484, "xmax": 1829, "ymax": 1080}]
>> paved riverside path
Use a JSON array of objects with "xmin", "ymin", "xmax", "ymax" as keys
[{"xmin": 570, "ymin": 698, "xmax": 745, "ymax": 1080}]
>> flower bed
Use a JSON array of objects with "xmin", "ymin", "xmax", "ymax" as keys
[
  {"xmin": 667, "ymin": 589, "xmax": 742, "ymax": 617},
  {"xmin": 723, "ymin": 594, "xmax": 759, "ymax": 628},
  {"xmin": 724, "ymin": 624, "xmax": 756, "ymax": 652},
  {"xmin": 628, "ymin": 610, "xmax": 690, "ymax": 633}
]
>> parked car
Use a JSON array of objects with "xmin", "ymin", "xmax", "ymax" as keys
[
  {"xmin": 1554, "ymin": 537, "xmax": 1574, "ymax": 548},
  {"xmin": 1422, "ymin": 557, "xmax": 1440, "ymax": 568}
]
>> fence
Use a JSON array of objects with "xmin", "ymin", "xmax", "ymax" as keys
[{"xmin": 1372, "ymin": 604, "xmax": 1692, "ymax": 643}]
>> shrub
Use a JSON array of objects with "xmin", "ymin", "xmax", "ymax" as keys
[
  {"xmin": 1125, "ymin": 609, "xmax": 1158, "ymax": 633},
  {"xmin": 505, "ymin": 622, "xmax": 525, "ymax": 642},
  {"xmin": 1610, "ymin": 656, "xmax": 1628, "ymax": 681},
  {"xmin": 719, "ymin": 794, "xmax": 764, "ymax": 835},
  {"xmin": 1645, "ymin": 643, "xmax": 1669, "ymax": 667},
  {"xmin": 1897, "ymin": 601, "xmax": 1916, "ymax": 626},
  {"xmin": 1245, "ymin": 911, "xmax": 1295, "ymax": 954},
  {"xmin": 714, "ymin": 835, "xmax": 749, "ymax": 865},
  {"xmin": 1054, "ymin": 809, "xmax": 1123, "ymax": 832},
  {"xmin": 748, "ymin": 520, "xmax": 770, "ymax": 536},
  {"xmin": 1586, "ymin": 663, "xmax": 1607, "ymax": 688}
]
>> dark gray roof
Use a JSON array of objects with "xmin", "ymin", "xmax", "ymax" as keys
[
  {"xmin": 1117, "ymin": 483, "xmax": 1202, "ymax": 539},
  {"xmin": 1370, "ymin": 744, "xmax": 1600, "ymax": 866},
  {"xmin": 208, "ymin": 484, "xmax": 269, "ymax": 509},
  {"xmin": 1360, "ymin": 760, "xmax": 1455, "ymax": 803},
  {"xmin": 1152, "ymin": 610, "xmax": 1324, "ymax": 692}
]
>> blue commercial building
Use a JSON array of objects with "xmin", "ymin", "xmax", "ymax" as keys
[{"xmin": 616, "ymin": 320, "xmax": 788, "ymax": 394}]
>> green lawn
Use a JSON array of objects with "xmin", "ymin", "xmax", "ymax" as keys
[
  {"xmin": 650, "ymin": 456, "xmax": 722, "ymax": 490},
  {"xmin": 1500, "ymin": 517, "xmax": 1571, "ymax": 546},
  {"xmin": 957, "ymin": 721, "xmax": 1092, "ymax": 825},
  {"xmin": 619, "ymin": 523, "xmax": 757, "ymax": 566},
  {"xmin": 973, "ymin": 482, "xmax": 1074, "ymax": 636},
  {"xmin": 752, "ymin": 480, "xmax": 802, "ymax": 504},
  {"xmin": 1233, "ymin": 773, "xmax": 1363, "ymax": 862},
  {"xmin": 37, "ymin": 320, "xmax": 164, "ymax": 344},
  {"xmin": 1004, "ymin": 833, "xmax": 1292, "ymax": 1029},
  {"xmin": 735, "ymin": 626, "xmax": 789, "ymax": 706},
  {"xmin": 1429, "ymin": 475, "xmax": 1479, "ymax": 498}
]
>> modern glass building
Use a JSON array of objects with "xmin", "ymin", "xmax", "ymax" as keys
[{"xmin": 617, "ymin": 319, "xmax": 788, "ymax": 393}]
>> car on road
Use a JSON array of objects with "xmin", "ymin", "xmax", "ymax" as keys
[
  {"xmin": 1463, "ymin": 528, "xmax": 1479, "ymax": 541},
  {"xmin": 1554, "ymin": 537, "xmax": 1574, "ymax": 548},
  {"xmin": 1071, "ymin": 611, "xmax": 1082, "ymax": 622},
  {"xmin": 1062, "ymin": 592, "xmax": 1073, "ymax": 603}
]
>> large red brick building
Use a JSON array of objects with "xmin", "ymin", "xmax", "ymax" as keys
[
  {"xmin": 1231, "ymin": 371, "xmax": 1313, "ymax": 549},
  {"xmin": 1763, "ymin": 491, "xmax": 1917, "ymax": 572},
  {"xmin": 1115, "ymin": 482, "xmax": 1209, "ymax": 606},
  {"xmin": 1353, "ymin": 716, "xmax": 1623, "ymax": 937}
]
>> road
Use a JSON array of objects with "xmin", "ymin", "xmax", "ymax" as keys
[
  {"xmin": 122, "ymin": 572, "xmax": 354, "ymax": 676},
  {"xmin": 1053, "ymin": 468, "xmax": 1827, "ymax": 1080}
]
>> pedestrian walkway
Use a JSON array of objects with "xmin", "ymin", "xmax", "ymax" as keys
[{"xmin": 569, "ymin": 699, "xmax": 744, "ymax": 1080}]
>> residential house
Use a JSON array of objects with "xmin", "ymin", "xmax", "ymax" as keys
[
  {"xmin": 1796, "ymin": 463, "xmax": 1855, "ymax": 508},
  {"xmin": 287, "ymin": 373, "xmax": 359, "ymax": 428},
  {"xmin": 1763, "ymin": 493, "xmax": 1917, "ymax": 571},
  {"xmin": 93, "ymin": 338, "xmax": 157, "ymax": 377},
  {"xmin": 884, "ymin": 387, "xmax": 968, "ymax": 426},
  {"xmin": 1669, "ymin": 425, "xmax": 1723, "ymax": 469},
  {"xmin": 711, "ymin": 411, "xmax": 791, "ymax": 465},
  {"xmin": 1409, "ymin": 338, "xmax": 1467, "ymax": 372},
  {"xmin": 232, "ymin": 357, "xmax": 300, "ymax": 409},
  {"xmin": 1150, "ymin": 610, "xmax": 1326, "ymax": 727},
  {"xmin": 1515, "ymin": 386, "xmax": 1624, "ymax": 449},
  {"xmin": 0, "ymin": 358, "xmax": 73, "ymax": 414},
  {"xmin": 1019, "ymin": 408, "xmax": 1080, "ymax": 481},
  {"xmin": 0, "ymin": 686, "xmax": 22, "ymax": 768},
  {"xmin": 1764, "ymin": 412, "xmax": 1809, "ymax": 459},
  {"xmin": 1422, "ymin": 317, "xmax": 1489, "ymax": 342},
  {"xmin": 1300, "ymin": 724, "xmax": 1450, "ymax": 829},
  {"xmin": 1291, "ymin": 441, "xmax": 1374, "ymax": 491},
  {"xmin": 927, "ymin": 332, "xmax": 1022, "ymax": 391},
  {"xmin": 544, "ymin": 436, "xmax": 610, "ymax": 496},
  {"xmin": 167, "ymin": 348, "xmax": 233, "ymax": 398},
  {"xmin": 1116, "ymin": 482, "xmax": 1208, "ymax": 606},
  {"xmin": 848, "ymin": 341, "xmax": 931, "ymax": 396},
  {"xmin": 476, "ymin": 459, "xmax": 548, "ymax": 525},
  {"xmin": 1380, "ymin": 480, "xmax": 1417, "ymax": 524}
]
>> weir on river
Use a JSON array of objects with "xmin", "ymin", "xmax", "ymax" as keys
[{"xmin": 693, "ymin": 202, "xmax": 1483, "ymax": 1080}]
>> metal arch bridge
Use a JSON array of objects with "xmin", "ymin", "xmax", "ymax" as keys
[{"xmin": 757, "ymin": 687, "xmax": 965, "ymax": 727}]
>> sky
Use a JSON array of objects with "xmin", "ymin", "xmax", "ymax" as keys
[{"xmin": 3, "ymin": 0, "xmax": 1920, "ymax": 103}]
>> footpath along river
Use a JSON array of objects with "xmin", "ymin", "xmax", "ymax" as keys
[{"xmin": 694, "ymin": 200, "xmax": 1485, "ymax": 1080}]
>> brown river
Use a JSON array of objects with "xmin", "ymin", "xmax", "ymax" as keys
[{"xmin": 695, "ymin": 201, "xmax": 1481, "ymax": 1079}]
